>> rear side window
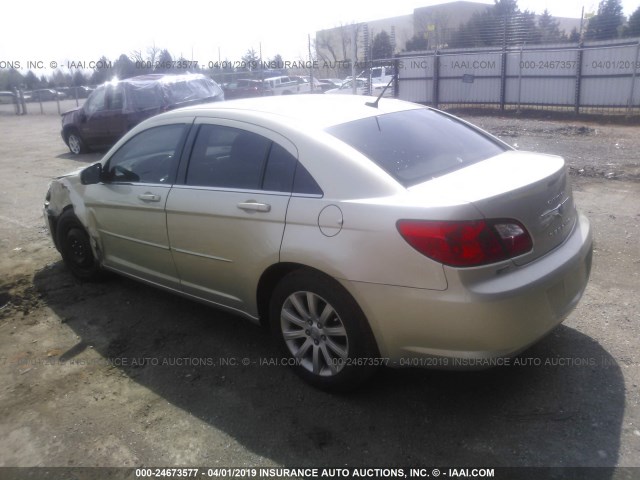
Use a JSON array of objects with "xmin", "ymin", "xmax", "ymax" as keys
[
  {"xmin": 262, "ymin": 144, "xmax": 323, "ymax": 195},
  {"xmin": 187, "ymin": 125, "xmax": 271, "ymax": 190},
  {"xmin": 84, "ymin": 87, "xmax": 106, "ymax": 115},
  {"xmin": 186, "ymin": 124, "xmax": 323, "ymax": 195},
  {"xmin": 128, "ymin": 83, "xmax": 163, "ymax": 110},
  {"xmin": 262, "ymin": 143, "xmax": 296, "ymax": 192},
  {"xmin": 326, "ymin": 109, "xmax": 506, "ymax": 186}
]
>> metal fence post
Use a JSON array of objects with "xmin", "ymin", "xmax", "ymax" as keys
[
  {"xmin": 12, "ymin": 88, "xmax": 20, "ymax": 115},
  {"xmin": 500, "ymin": 15, "xmax": 507, "ymax": 110},
  {"xmin": 627, "ymin": 41, "xmax": 640, "ymax": 113},
  {"xmin": 433, "ymin": 50, "xmax": 440, "ymax": 109},
  {"xmin": 55, "ymin": 87, "xmax": 61, "ymax": 115},
  {"xmin": 517, "ymin": 45, "xmax": 524, "ymax": 112},
  {"xmin": 393, "ymin": 58, "xmax": 400, "ymax": 98},
  {"xmin": 575, "ymin": 43, "xmax": 584, "ymax": 115},
  {"xmin": 19, "ymin": 89, "xmax": 26, "ymax": 115}
]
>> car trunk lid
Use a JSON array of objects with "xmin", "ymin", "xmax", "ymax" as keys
[{"xmin": 408, "ymin": 151, "xmax": 576, "ymax": 266}]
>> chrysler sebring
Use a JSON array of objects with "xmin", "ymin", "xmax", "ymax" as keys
[{"xmin": 44, "ymin": 95, "xmax": 592, "ymax": 390}]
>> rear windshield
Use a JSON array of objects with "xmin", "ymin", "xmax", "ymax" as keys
[
  {"xmin": 164, "ymin": 78, "xmax": 221, "ymax": 104},
  {"xmin": 326, "ymin": 109, "xmax": 507, "ymax": 186}
]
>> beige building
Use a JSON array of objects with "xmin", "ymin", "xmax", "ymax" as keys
[
  {"xmin": 315, "ymin": 1, "xmax": 491, "ymax": 64},
  {"xmin": 315, "ymin": 15, "xmax": 414, "ymax": 66},
  {"xmin": 413, "ymin": 1, "xmax": 491, "ymax": 48},
  {"xmin": 315, "ymin": 1, "xmax": 582, "ymax": 67}
]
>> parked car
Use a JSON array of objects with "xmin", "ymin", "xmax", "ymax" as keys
[
  {"xmin": 325, "ymin": 78, "xmax": 394, "ymax": 97},
  {"xmin": 0, "ymin": 91, "xmax": 16, "ymax": 104},
  {"xmin": 223, "ymin": 79, "xmax": 273, "ymax": 99},
  {"xmin": 296, "ymin": 76, "xmax": 323, "ymax": 93},
  {"xmin": 60, "ymin": 73, "xmax": 224, "ymax": 154},
  {"xmin": 324, "ymin": 78, "xmax": 367, "ymax": 95},
  {"xmin": 358, "ymin": 65, "xmax": 395, "ymax": 85},
  {"xmin": 317, "ymin": 78, "xmax": 343, "ymax": 92},
  {"xmin": 61, "ymin": 86, "xmax": 95, "ymax": 99},
  {"xmin": 45, "ymin": 95, "xmax": 592, "ymax": 390},
  {"xmin": 262, "ymin": 75, "xmax": 310, "ymax": 95},
  {"xmin": 29, "ymin": 89, "xmax": 66, "ymax": 102}
]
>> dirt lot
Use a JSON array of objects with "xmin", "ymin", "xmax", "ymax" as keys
[{"xmin": 0, "ymin": 101, "xmax": 639, "ymax": 475}]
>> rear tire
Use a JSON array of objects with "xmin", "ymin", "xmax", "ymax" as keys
[
  {"xmin": 269, "ymin": 270, "xmax": 378, "ymax": 391},
  {"xmin": 56, "ymin": 210, "xmax": 103, "ymax": 281},
  {"xmin": 66, "ymin": 130, "xmax": 86, "ymax": 155}
]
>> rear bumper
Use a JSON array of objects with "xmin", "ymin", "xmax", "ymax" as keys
[{"xmin": 344, "ymin": 212, "xmax": 593, "ymax": 367}]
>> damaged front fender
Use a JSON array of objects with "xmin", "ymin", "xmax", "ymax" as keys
[{"xmin": 44, "ymin": 171, "xmax": 104, "ymax": 264}]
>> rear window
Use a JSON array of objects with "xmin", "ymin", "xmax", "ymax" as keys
[
  {"xmin": 326, "ymin": 109, "xmax": 506, "ymax": 186},
  {"xmin": 165, "ymin": 78, "xmax": 220, "ymax": 104}
]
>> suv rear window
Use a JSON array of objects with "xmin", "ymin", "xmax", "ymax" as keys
[{"xmin": 326, "ymin": 109, "xmax": 506, "ymax": 186}]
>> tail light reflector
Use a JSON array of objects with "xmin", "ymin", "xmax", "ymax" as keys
[{"xmin": 397, "ymin": 219, "xmax": 532, "ymax": 267}]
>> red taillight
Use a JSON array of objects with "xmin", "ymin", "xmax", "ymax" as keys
[{"xmin": 396, "ymin": 219, "xmax": 532, "ymax": 267}]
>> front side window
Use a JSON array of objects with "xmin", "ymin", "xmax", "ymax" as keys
[
  {"xmin": 103, "ymin": 124, "xmax": 187, "ymax": 184},
  {"xmin": 326, "ymin": 108, "xmax": 506, "ymax": 186}
]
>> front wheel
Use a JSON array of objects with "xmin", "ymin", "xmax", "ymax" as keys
[
  {"xmin": 270, "ymin": 271, "xmax": 378, "ymax": 391},
  {"xmin": 56, "ymin": 210, "xmax": 103, "ymax": 281}
]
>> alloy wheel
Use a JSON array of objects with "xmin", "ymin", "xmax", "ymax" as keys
[{"xmin": 280, "ymin": 291, "xmax": 349, "ymax": 377}]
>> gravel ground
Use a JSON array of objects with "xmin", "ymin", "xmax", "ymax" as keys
[{"xmin": 0, "ymin": 102, "xmax": 639, "ymax": 476}]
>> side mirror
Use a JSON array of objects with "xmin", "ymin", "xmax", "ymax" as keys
[{"xmin": 80, "ymin": 162, "xmax": 102, "ymax": 185}]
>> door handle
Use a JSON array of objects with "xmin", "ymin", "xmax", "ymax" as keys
[
  {"xmin": 138, "ymin": 193, "xmax": 161, "ymax": 202},
  {"xmin": 237, "ymin": 201, "xmax": 271, "ymax": 213}
]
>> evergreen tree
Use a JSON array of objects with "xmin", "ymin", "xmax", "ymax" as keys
[
  {"xmin": 585, "ymin": 0, "xmax": 624, "ymax": 40},
  {"xmin": 24, "ymin": 71, "xmax": 40, "ymax": 89},
  {"xmin": 372, "ymin": 31, "xmax": 394, "ymax": 60},
  {"xmin": 241, "ymin": 49, "xmax": 260, "ymax": 71},
  {"xmin": 270, "ymin": 54, "xmax": 284, "ymax": 69},
  {"xmin": 114, "ymin": 54, "xmax": 136, "ymax": 79},
  {"xmin": 155, "ymin": 49, "xmax": 173, "ymax": 73},
  {"xmin": 404, "ymin": 34, "xmax": 429, "ymax": 52},
  {"xmin": 568, "ymin": 27, "xmax": 581, "ymax": 42},
  {"xmin": 449, "ymin": 0, "xmax": 540, "ymax": 47},
  {"xmin": 72, "ymin": 70, "xmax": 87, "ymax": 87},
  {"xmin": 622, "ymin": 6, "xmax": 640, "ymax": 37},
  {"xmin": 90, "ymin": 56, "xmax": 113, "ymax": 84},
  {"xmin": 538, "ymin": 9, "xmax": 564, "ymax": 43}
]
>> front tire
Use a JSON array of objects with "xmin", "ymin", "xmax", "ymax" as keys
[
  {"xmin": 270, "ymin": 270, "xmax": 378, "ymax": 391},
  {"xmin": 56, "ymin": 210, "xmax": 103, "ymax": 281}
]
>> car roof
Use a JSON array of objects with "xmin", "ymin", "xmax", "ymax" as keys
[
  {"xmin": 171, "ymin": 94, "xmax": 424, "ymax": 129},
  {"xmin": 101, "ymin": 73, "xmax": 211, "ymax": 88}
]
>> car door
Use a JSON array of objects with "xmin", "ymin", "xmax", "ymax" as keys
[
  {"xmin": 78, "ymin": 86, "xmax": 112, "ymax": 147},
  {"xmin": 81, "ymin": 121, "xmax": 191, "ymax": 289},
  {"xmin": 103, "ymin": 83, "xmax": 127, "ymax": 144},
  {"xmin": 165, "ymin": 119, "xmax": 297, "ymax": 317}
]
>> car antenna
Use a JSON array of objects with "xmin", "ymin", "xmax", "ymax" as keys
[{"xmin": 365, "ymin": 75, "xmax": 395, "ymax": 109}]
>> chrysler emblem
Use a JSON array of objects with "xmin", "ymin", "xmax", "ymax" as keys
[{"xmin": 540, "ymin": 197, "xmax": 570, "ymax": 230}]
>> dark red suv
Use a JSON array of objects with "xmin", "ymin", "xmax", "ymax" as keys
[
  {"xmin": 61, "ymin": 74, "xmax": 224, "ymax": 154},
  {"xmin": 222, "ymin": 79, "xmax": 273, "ymax": 100}
]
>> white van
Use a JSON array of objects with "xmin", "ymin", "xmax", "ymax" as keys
[{"xmin": 262, "ymin": 76, "xmax": 313, "ymax": 95}]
